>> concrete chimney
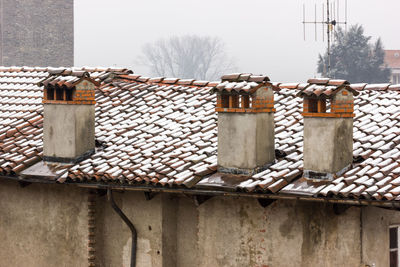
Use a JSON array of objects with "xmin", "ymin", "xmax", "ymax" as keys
[
  {"xmin": 298, "ymin": 78, "xmax": 359, "ymax": 180},
  {"xmin": 41, "ymin": 71, "xmax": 98, "ymax": 163},
  {"xmin": 212, "ymin": 73, "xmax": 275, "ymax": 175}
]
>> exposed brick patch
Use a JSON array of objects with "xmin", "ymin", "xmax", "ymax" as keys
[
  {"xmin": 252, "ymin": 96, "xmax": 274, "ymax": 109},
  {"xmin": 42, "ymin": 100, "xmax": 96, "ymax": 105},
  {"xmin": 302, "ymin": 112, "xmax": 355, "ymax": 118},
  {"xmin": 88, "ymin": 191, "xmax": 96, "ymax": 267},
  {"xmin": 331, "ymin": 100, "xmax": 354, "ymax": 113}
]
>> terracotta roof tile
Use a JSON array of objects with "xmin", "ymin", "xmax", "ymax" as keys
[
  {"xmin": 307, "ymin": 78, "xmax": 330, "ymax": 85},
  {"xmin": 364, "ymin": 83, "xmax": 391, "ymax": 91},
  {"xmin": 220, "ymin": 73, "xmax": 270, "ymax": 83}
]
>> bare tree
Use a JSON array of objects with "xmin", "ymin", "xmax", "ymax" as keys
[{"xmin": 138, "ymin": 35, "xmax": 236, "ymax": 81}]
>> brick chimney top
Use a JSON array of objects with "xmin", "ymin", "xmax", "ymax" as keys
[
  {"xmin": 212, "ymin": 73, "xmax": 275, "ymax": 114},
  {"xmin": 40, "ymin": 71, "xmax": 99, "ymax": 105},
  {"xmin": 298, "ymin": 78, "xmax": 359, "ymax": 118}
]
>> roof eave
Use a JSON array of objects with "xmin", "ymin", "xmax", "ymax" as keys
[{"xmin": 2, "ymin": 175, "xmax": 400, "ymax": 209}]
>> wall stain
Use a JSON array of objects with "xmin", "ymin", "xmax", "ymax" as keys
[{"xmin": 301, "ymin": 202, "xmax": 324, "ymax": 266}]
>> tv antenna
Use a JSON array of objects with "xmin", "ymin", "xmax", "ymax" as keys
[{"xmin": 302, "ymin": 0, "xmax": 348, "ymax": 77}]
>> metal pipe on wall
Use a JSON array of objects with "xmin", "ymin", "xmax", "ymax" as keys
[{"xmin": 107, "ymin": 188, "xmax": 137, "ymax": 267}]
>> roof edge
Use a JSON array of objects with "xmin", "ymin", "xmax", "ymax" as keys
[
  {"xmin": 2, "ymin": 175, "xmax": 400, "ymax": 208},
  {"xmin": 116, "ymin": 74, "xmax": 219, "ymax": 88}
]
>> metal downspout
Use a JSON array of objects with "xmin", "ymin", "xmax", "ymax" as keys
[{"xmin": 107, "ymin": 188, "xmax": 137, "ymax": 267}]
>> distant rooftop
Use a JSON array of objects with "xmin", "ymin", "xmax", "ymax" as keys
[{"xmin": 385, "ymin": 50, "xmax": 400, "ymax": 69}]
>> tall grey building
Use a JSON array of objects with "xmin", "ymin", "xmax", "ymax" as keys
[{"xmin": 0, "ymin": 0, "xmax": 73, "ymax": 67}]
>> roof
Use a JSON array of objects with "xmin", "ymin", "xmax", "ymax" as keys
[
  {"xmin": 385, "ymin": 50, "xmax": 400, "ymax": 69},
  {"xmin": 2, "ymin": 69, "xmax": 400, "ymax": 205}
]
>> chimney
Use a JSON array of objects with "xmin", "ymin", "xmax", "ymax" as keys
[
  {"xmin": 212, "ymin": 73, "xmax": 275, "ymax": 175},
  {"xmin": 298, "ymin": 78, "xmax": 359, "ymax": 180},
  {"xmin": 41, "ymin": 71, "xmax": 98, "ymax": 163}
]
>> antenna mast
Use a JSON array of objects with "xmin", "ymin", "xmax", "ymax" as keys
[
  {"xmin": 302, "ymin": 0, "xmax": 348, "ymax": 77},
  {"xmin": 327, "ymin": 0, "xmax": 331, "ymax": 76}
]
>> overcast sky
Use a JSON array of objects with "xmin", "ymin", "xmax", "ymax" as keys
[{"xmin": 75, "ymin": 0, "xmax": 400, "ymax": 82}]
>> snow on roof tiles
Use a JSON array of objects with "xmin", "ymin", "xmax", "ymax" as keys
[{"xmin": 1, "ymin": 70, "xmax": 400, "ymax": 203}]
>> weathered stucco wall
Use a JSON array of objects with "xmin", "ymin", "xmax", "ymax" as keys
[
  {"xmin": 95, "ymin": 192, "xmax": 180, "ymax": 267},
  {"xmin": 0, "ymin": 180, "xmax": 88, "ymax": 267},
  {"xmin": 95, "ymin": 193, "xmax": 363, "ymax": 267},
  {"xmin": 95, "ymin": 191, "xmax": 163, "ymax": 267},
  {"xmin": 96, "ymin": 193, "xmax": 400, "ymax": 267},
  {"xmin": 362, "ymin": 206, "xmax": 400, "ymax": 267},
  {"xmin": 1, "ymin": 180, "xmax": 399, "ymax": 267},
  {"xmin": 176, "ymin": 197, "xmax": 361, "ymax": 267}
]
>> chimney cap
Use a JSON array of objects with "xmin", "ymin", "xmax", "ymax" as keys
[
  {"xmin": 297, "ymin": 78, "xmax": 359, "ymax": 98},
  {"xmin": 221, "ymin": 73, "xmax": 270, "ymax": 83},
  {"xmin": 39, "ymin": 72, "xmax": 100, "ymax": 89},
  {"xmin": 212, "ymin": 73, "xmax": 271, "ymax": 94},
  {"xmin": 307, "ymin": 78, "xmax": 350, "ymax": 86},
  {"xmin": 211, "ymin": 81, "xmax": 263, "ymax": 94}
]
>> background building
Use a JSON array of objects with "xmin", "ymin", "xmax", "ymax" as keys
[
  {"xmin": 385, "ymin": 50, "xmax": 400, "ymax": 84},
  {"xmin": 0, "ymin": 0, "xmax": 73, "ymax": 66}
]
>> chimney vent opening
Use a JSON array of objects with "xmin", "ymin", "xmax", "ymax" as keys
[
  {"xmin": 218, "ymin": 94, "xmax": 229, "ymax": 108},
  {"xmin": 55, "ymin": 87, "xmax": 64, "ymax": 100},
  {"xmin": 304, "ymin": 98, "xmax": 328, "ymax": 113},
  {"xmin": 65, "ymin": 88, "xmax": 74, "ymax": 101},
  {"xmin": 318, "ymin": 99, "xmax": 326, "ymax": 113},
  {"xmin": 46, "ymin": 87, "xmax": 55, "ymax": 100},
  {"xmin": 241, "ymin": 95, "xmax": 250, "ymax": 108},
  {"xmin": 229, "ymin": 95, "xmax": 239, "ymax": 108}
]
